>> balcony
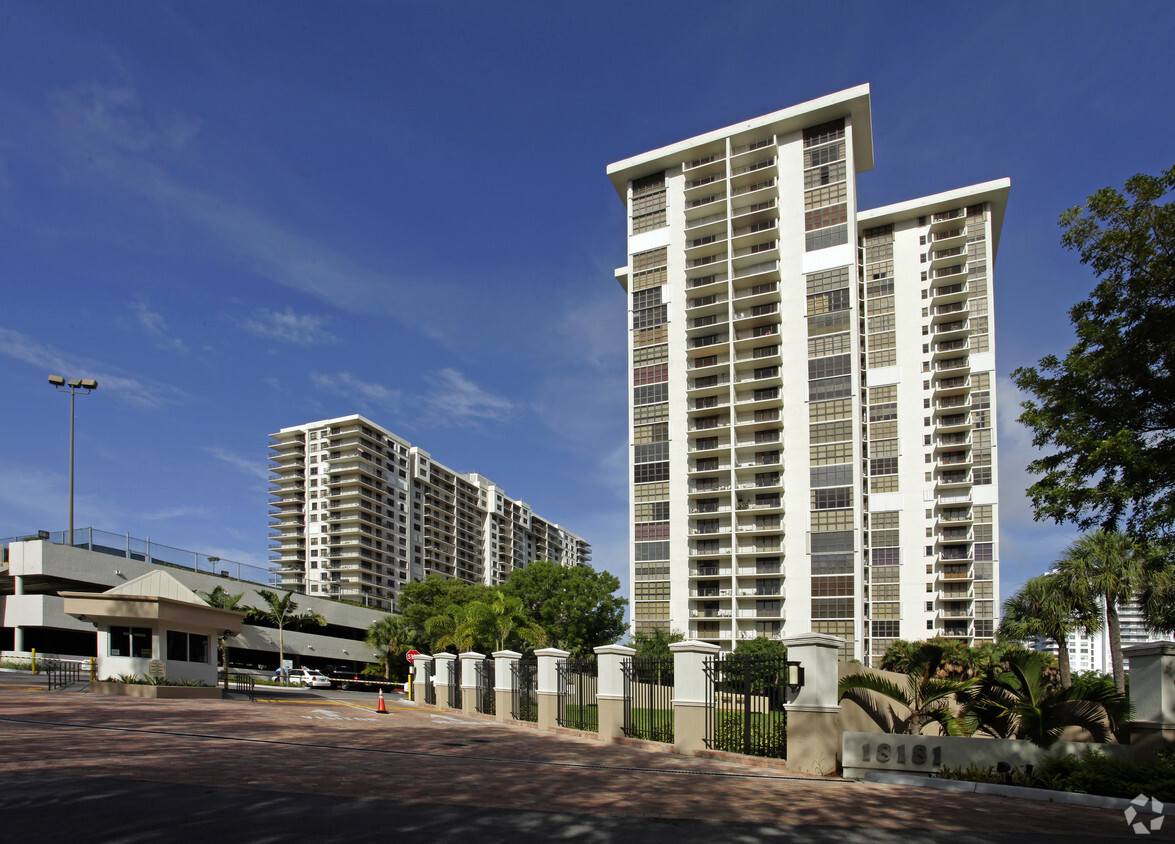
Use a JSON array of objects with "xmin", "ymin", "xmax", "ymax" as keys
[
  {"xmin": 690, "ymin": 608, "xmax": 733, "ymax": 618},
  {"xmin": 686, "ymin": 291, "xmax": 729, "ymax": 312},
  {"xmin": 732, "ymin": 259, "xmax": 779, "ymax": 280},
  {"xmin": 691, "ymin": 565, "xmax": 732, "ymax": 577}
]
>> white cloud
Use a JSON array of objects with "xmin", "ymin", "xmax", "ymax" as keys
[
  {"xmin": 238, "ymin": 306, "xmax": 338, "ymax": 345},
  {"xmin": 0, "ymin": 328, "xmax": 191, "ymax": 409},
  {"xmin": 129, "ymin": 299, "xmax": 189, "ymax": 353},
  {"xmin": 51, "ymin": 80, "xmax": 200, "ymax": 154},
  {"xmin": 204, "ymin": 446, "xmax": 270, "ymax": 484},
  {"xmin": 422, "ymin": 368, "xmax": 514, "ymax": 426},
  {"xmin": 310, "ymin": 371, "xmax": 401, "ymax": 407}
]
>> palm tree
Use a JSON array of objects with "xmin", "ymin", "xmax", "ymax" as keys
[
  {"xmin": 366, "ymin": 615, "xmax": 414, "ymax": 679},
  {"xmin": 464, "ymin": 591, "xmax": 546, "ymax": 653},
  {"xmin": 201, "ymin": 586, "xmax": 244, "ymax": 688},
  {"xmin": 424, "ymin": 604, "xmax": 480, "ymax": 653},
  {"xmin": 1137, "ymin": 553, "xmax": 1175, "ymax": 636},
  {"xmin": 838, "ymin": 643, "xmax": 978, "ymax": 736},
  {"xmin": 1057, "ymin": 530, "xmax": 1142, "ymax": 693},
  {"xmin": 249, "ymin": 589, "xmax": 326, "ymax": 677},
  {"xmin": 999, "ymin": 574, "xmax": 1100, "ymax": 688},
  {"xmin": 965, "ymin": 651, "xmax": 1131, "ymax": 748}
]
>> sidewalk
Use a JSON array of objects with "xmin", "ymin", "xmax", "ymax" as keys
[{"xmin": 0, "ymin": 688, "xmax": 1137, "ymax": 842}]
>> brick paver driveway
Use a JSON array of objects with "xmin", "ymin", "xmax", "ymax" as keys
[{"xmin": 0, "ymin": 686, "xmax": 1136, "ymax": 842}]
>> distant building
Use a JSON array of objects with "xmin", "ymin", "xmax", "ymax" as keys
[
  {"xmin": 606, "ymin": 85, "xmax": 1006, "ymax": 662},
  {"xmin": 1032, "ymin": 596, "xmax": 1164, "ymax": 674},
  {"xmin": 269, "ymin": 415, "xmax": 591, "ymax": 611},
  {"xmin": 1, "ymin": 536, "xmax": 383, "ymax": 671}
]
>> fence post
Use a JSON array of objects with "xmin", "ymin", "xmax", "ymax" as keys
[
  {"xmin": 670, "ymin": 640, "xmax": 720, "ymax": 756},
  {"xmin": 1123, "ymin": 641, "xmax": 1175, "ymax": 760},
  {"xmin": 432, "ymin": 653, "xmax": 457, "ymax": 709},
  {"xmin": 595, "ymin": 644, "xmax": 635, "ymax": 741},
  {"xmin": 535, "ymin": 647, "xmax": 570, "ymax": 731},
  {"xmin": 781, "ymin": 633, "xmax": 843, "ymax": 775},
  {"xmin": 459, "ymin": 651, "xmax": 484, "ymax": 717},
  {"xmin": 412, "ymin": 654, "xmax": 434, "ymax": 707},
  {"xmin": 492, "ymin": 650, "xmax": 521, "ymax": 722}
]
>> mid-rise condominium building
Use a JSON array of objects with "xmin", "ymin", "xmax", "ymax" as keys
[
  {"xmin": 607, "ymin": 85, "xmax": 1006, "ymax": 663},
  {"xmin": 269, "ymin": 415, "xmax": 590, "ymax": 611}
]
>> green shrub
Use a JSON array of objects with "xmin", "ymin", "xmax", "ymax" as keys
[
  {"xmin": 936, "ymin": 748, "xmax": 1175, "ymax": 802},
  {"xmin": 712, "ymin": 713, "xmax": 787, "ymax": 759}
]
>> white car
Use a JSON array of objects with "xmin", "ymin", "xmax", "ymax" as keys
[{"xmin": 274, "ymin": 668, "xmax": 332, "ymax": 689}]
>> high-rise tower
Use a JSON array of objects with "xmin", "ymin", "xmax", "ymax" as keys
[{"xmin": 607, "ymin": 85, "xmax": 1006, "ymax": 663}]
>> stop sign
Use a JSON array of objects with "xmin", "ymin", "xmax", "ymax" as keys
[{"xmin": 405, "ymin": 649, "xmax": 420, "ymax": 663}]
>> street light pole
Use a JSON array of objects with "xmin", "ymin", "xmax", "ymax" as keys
[{"xmin": 48, "ymin": 375, "xmax": 99, "ymax": 544}]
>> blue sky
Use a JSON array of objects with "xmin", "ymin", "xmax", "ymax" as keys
[{"xmin": 1, "ymin": 1, "xmax": 1172, "ymax": 610}]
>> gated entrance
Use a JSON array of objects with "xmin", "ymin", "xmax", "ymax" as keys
[
  {"xmin": 556, "ymin": 656, "xmax": 598, "ymax": 731},
  {"xmin": 621, "ymin": 655, "xmax": 674, "ymax": 743},
  {"xmin": 475, "ymin": 658, "xmax": 495, "ymax": 715},
  {"xmin": 511, "ymin": 656, "xmax": 537, "ymax": 722},
  {"xmin": 702, "ymin": 651, "xmax": 800, "ymax": 759},
  {"xmin": 447, "ymin": 657, "xmax": 462, "ymax": 709}
]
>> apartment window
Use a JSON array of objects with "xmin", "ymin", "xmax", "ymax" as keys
[
  {"xmin": 808, "ymin": 354, "xmax": 851, "ymax": 380},
  {"xmin": 806, "ymin": 289, "xmax": 851, "ymax": 317},
  {"xmin": 634, "ymin": 384, "xmax": 669, "ymax": 406},
  {"xmin": 812, "ymin": 487, "xmax": 852, "ymax": 509},
  {"xmin": 694, "ymin": 354, "xmax": 719, "ymax": 368},
  {"xmin": 811, "ymin": 465, "xmax": 852, "ymax": 487},
  {"xmin": 752, "ymin": 345, "xmax": 778, "ymax": 359},
  {"xmin": 809, "ymin": 376, "xmax": 851, "ymax": 402},
  {"xmin": 634, "ymin": 442, "xmax": 669, "ymax": 464},
  {"xmin": 633, "ymin": 305, "xmax": 668, "ymax": 330},
  {"xmin": 634, "ymin": 541, "xmax": 670, "ymax": 561},
  {"xmin": 806, "ymin": 225, "xmax": 849, "ymax": 251},
  {"xmin": 634, "ymin": 364, "xmax": 668, "ymax": 386},
  {"xmin": 634, "ymin": 463, "xmax": 670, "ymax": 483}
]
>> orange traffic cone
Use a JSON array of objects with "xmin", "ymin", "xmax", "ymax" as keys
[{"xmin": 376, "ymin": 688, "xmax": 388, "ymax": 714}]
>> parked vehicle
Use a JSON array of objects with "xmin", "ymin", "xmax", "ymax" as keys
[
  {"xmin": 272, "ymin": 668, "xmax": 332, "ymax": 689},
  {"xmin": 327, "ymin": 670, "xmax": 403, "ymax": 693}
]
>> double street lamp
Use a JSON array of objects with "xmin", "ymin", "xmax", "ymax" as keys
[{"xmin": 48, "ymin": 375, "xmax": 99, "ymax": 544}]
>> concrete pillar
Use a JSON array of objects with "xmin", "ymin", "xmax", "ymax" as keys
[
  {"xmin": 1124, "ymin": 641, "xmax": 1175, "ymax": 760},
  {"xmin": 432, "ymin": 653, "xmax": 458, "ymax": 710},
  {"xmin": 670, "ymin": 640, "xmax": 720, "ymax": 756},
  {"xmin": 782, "ymin": 633, "xmax": 844, "ymax": 776},
  {"xmin": 536, "ymin": 647, "xmax": 570, "ymax": 731},
  {"xmin": 595, "ymin": 644, "xmax": 635, "ymax": 741},
  {"xmin": 459, "ymin": 651, "xmax": 485, "ymax": 716},
  {"xmin": 13, "ymin": 574, "xmax": 24, "ymax": 652},
  {"xmin": 412, "ymin": 655, "xmax": 433, "ymax": 707},
  {"xmin": 492, "ymin": 650, "xmax": 521, "ymax": 722}
]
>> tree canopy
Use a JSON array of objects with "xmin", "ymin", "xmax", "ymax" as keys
[
  {"xmin": 998, "ymin": 573, "xmax": 1101, "ymax": 688},
  {"xmin": 501, "ymin": 560, "xmax": 627, "ymax": 655},
  {"xmin": 248, "ymin": 589, "xmax": 325, "ymax": 672},
  {"xmin": 1012, "ymin": 165, "xmax": 1175, "ymax": 546}
]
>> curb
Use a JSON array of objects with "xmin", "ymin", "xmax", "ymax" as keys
[{"xmin": 864, "ymin": 771, "xmax": 1175, "ymax": 814}]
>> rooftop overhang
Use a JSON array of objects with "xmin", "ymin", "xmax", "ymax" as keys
[
  {"xmin": 60, "ymin": 592, "xmax": 245, "ymax": 634},
  {"xmin": 858, "ymin": 178, "xmax": 1012, "ymax": 258},
  {"xmin": 606, "ymin": 84, "xmax": 874, "ymax": 200}
]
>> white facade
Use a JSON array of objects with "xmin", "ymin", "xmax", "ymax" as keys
[
  {"xmin": 608, "ymin": 86, "xmax": 1006, "ymax": 663},
  {"xmin": 1033, "ymin": 597, "xmax": 1162, "ymax": 674},
  {"xmin": 270, "ymin": 415, "xmax": 590, "ymax": 611}
]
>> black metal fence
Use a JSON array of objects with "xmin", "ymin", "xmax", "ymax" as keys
[
  {"xmin": 557, "ymin": 656, "xmax": 599, "ymax": 731},
  {"xmin": 475, "ymin": 659, "xmax": 495, "ymax": 716},
  {"xmin": 447, "ymin": 658, "xmax": 462, "ymax": 709},
  {"xmin": 44, "ymin": 659, "xmax": 85, "ymax": 691},
  {"xmin": 424, "ymin": 669, "xmax": 436, "ymax": 705},
  {"xmin": 703, "ymin": 652, "xmax": 798, "ymax": 758},
  {"xmin": 622, "ymin": 655, "xmax": 674, "ymax": 743},
  {"xmin": 511, "ymin": 656, "xmax": 537, "ymax": 722},
  {"xmin": 226, "ymin": 673, "xmax": 256, "ymax": 702}
]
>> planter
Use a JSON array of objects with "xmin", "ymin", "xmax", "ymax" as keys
[{"xmin": 91, "ymin": 681, "xmax": 221, "ymax": 700}]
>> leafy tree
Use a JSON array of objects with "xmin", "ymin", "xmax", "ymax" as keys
[
  {"xmin": 839, "ymin": 643, "xmax": 979, "ymax": 736},
  {"xmin": 424, "ymin": 603, "xmax": 481, "ymax": 654},
  {"xmin": 248, "ymin": 589, "xmax": 326, "ymax": 675},
  {"xmin": 464, "ymin": 591, "xmax": 546, "ymax": 653},
  {"xmin": 631, "ymin": 628, "xmax": 684, "ymax": 659},
  {"xmin": 964, "ymin": 652, "xmax": 1131, "ymax": 748},
  {"xmin": 398, "ymin": 575, "xmax": 492, "ymax": 645},
  {"xmin": 365, "ymin": 615, "xmax": 415, "ymax": 679},
  {"xmin": 201, "ymin": 586, "xmax": 244, "ymax": 686},
  {"xmin": 999, "ymin": 574, "xmax": 1101, "ymax": 688},
  {"xmin": 1011, "ymin": 165, "xmax": 1175, "ymax": 546},
  {"xmin": 1057, "ymin": 530, "xmax": 1143, "ymax": 693},
  {"xmin": 501, "ymin": 560, "xmax": 627, "ymax": 655}
]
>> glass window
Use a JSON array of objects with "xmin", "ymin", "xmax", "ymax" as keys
[{"xmin": 110, "ymin": 626, "xmax": 152, "ymax": 659}]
